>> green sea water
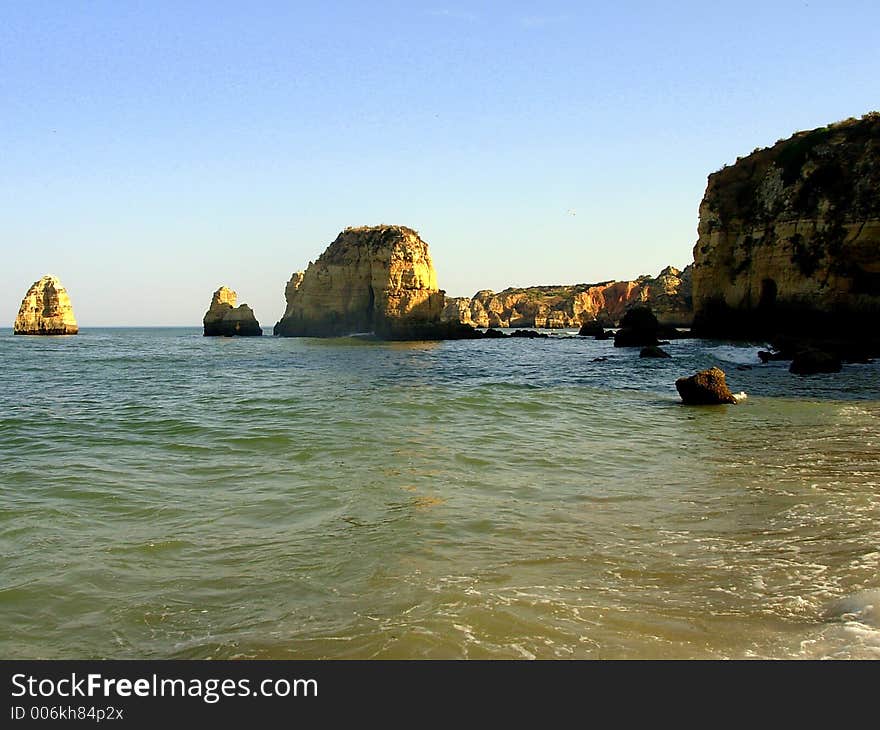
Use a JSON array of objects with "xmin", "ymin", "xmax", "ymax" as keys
[{"xmin": 1, "ymin": 328, "xmax": 879, "ymax": 659}]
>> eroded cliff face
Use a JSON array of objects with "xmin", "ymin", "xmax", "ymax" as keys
[
  {"xmin": 274, "ymin": 225, "xmax": 445, "ymax": 338},
  {"xmin": 14, "ymin": 275, "xmax": 78, "ymax": 335},
  {"xmin": 203, "ymin": 286, "xmax": 262, "ymax": 336},
  {"xmin": 441, "ymin": 265, "xmax": 692, "ymax": 329},
  {"xmin": 692, "ymin": 113, "xmax": 880, "ymax": 337}
]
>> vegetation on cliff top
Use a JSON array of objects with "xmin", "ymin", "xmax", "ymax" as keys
[{"xmin": 707, "ymin": 112, "xmax": 880, "ymax": 225}]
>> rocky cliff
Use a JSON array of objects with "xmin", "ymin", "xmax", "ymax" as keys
[
  {"xmin": 13, "ymin": 275, "xmax": 79, "ymax": 335},
  {"xmin": 203, "ymin": 286, "xmax": 262, "ymax": 336},
  {"xmin": 441, "ymin": 265, "xmax": 692, "ymax": 329},
  {"xmin": 692, "ymin": 112, "xmax": 880, "ymax": 338},
  {"xmin": 274, "ymin": 225, "xmax": 446, "ymax": 338}
]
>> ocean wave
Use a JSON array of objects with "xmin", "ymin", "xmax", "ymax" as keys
[
  {"xmin": 826, "ymin": 588, "xmax": 880, "ymax": 628},
  {"xmin": 702, "ymin": 345, "xmax": 764, "ymax": 365}
]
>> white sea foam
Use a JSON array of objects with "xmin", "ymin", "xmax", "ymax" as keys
[
  {"xmin": 826, "ymin": 589, "xmax": 880, "ymax": 628},
  {"xmin": 703, "ymin": 345, "xmax": 763, "ymax": 365}
]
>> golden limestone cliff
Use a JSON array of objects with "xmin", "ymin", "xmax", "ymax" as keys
[
  {"xmin": 692, "ymin": 113, "xmax": 880, "ymax": 338},
  {"xmin": 14, "ymin": 275, "xmax": 79, "ymax": 335},
  {"xmin": 441, "ymin": 265, "xmax": 692, "ymax": 329},
  {"xmin": 274, "ymin": 226, "xmax": 446, "ymax": 338},
  {"xmin": 203, "ymin": 286, "xmax": 262, "ymax": 336}
]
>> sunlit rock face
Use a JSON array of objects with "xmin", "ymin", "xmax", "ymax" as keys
[
  {"xmin": 692, "ymin": 113, "xmax": 880, "ymax": 338},
  {"xmin": 203, "ymin": 286, "xmax": 262, "ymax": 336},
  {"xmin": 274, "ymin": 225, "xmax": 445, "ymax": 338},
  {"xmin": 440, "ymin": 266, "xmax": 693, "ymax": 330},
  {"xmin": 14, "ymin": 275, "xmax": 79, "ymax": 335}
]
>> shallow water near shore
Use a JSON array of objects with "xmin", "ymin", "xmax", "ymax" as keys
[{"xmin": 1, "ymin": 327, "xmax": 879, "ymax": 659}]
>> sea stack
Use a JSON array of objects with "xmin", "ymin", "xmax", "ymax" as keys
[
  {"xmin": 691, "ymin": 113, "xmax": 880, "ymax": 341},
  {"xmin": 274, "ymin": 225, "xmax": 446, "ymax": 339},
  {"xmin": 203, "ymin": 287, "xmax": 262, "ymax": 336},
  {"xmin": 13, "ymin": 275, "xmax": 79, "ymax": 335}
]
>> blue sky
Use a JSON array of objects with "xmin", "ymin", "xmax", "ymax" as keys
[{"xmin": 2, "ymin": 1, "xmax": 878, "ymax": 325}]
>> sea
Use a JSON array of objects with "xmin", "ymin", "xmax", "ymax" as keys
[{"xmin": 1, "ymin": 327, "xmax": 879, "ymax": 659}]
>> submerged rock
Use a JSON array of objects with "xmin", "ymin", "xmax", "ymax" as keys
[
  {"xmin": 640, "ymin": 346, "xmax": 671, "ymax": 358},
  {"xmin": 510, "ymin": 329, "xmax": 548, "ymax": 338},
  {"xmin": 675, "ymin": 367, "xmax": 738, "ymax": 405},
  {"xmin": 275, "ymin": 225, "xmax": 446, "ymax": 339},
  {"xmin": 203, "ymin": 287, "xmax": 262, "ymax": 336},
  {"xmin": 14, "ymin": 275, "xmax": 78, "ymax": 335}
]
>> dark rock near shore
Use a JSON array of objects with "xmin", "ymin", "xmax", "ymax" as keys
[
  {"xmin": 640, "ymin": 346, "xmax": 671, "ymax": 358},
  {"xmin": 675, "ymin": 367, "xmax": 738, "ymax": 405},
  {"xmin": 578, "ymin": 320, "xmax": 606, "ymax": 338},
  {"xmin": 759, "ymin": 335, "xmax": 873, "ymax": 370},
  {"xmin": 789, "ymin": 349, "xmax": 842, "ymax": 375},
  {"xmin": 614, "ymin": 306, "xmax": 660, "ymax": 347},
  {"xmin": 380, "ymin": 320, "xmax": 482, "ymax": 340},
  {"xmin": 379, "ymin": 322, "xmax": 550, "ymax": 341}
]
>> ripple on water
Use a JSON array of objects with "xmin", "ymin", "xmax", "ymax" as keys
[{"xmin": 1, "ymin": 329, "xmax": 880, "ymax": 658}]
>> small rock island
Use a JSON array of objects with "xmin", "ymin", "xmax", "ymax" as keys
[
  {"xmin": 203, "ymin": 287, "xmax": 262, "ymax": 336},
  {"xmin": 274, "ymin": 225, "xmax": 447, "ymax": 339},
  {"xmin": 14, "ymin": 275, "xmax": 79, "ymax": 335}
]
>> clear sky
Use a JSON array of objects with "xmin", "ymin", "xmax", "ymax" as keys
[{"xmin": 2, "ymin": 1, "xmax": 878, "ymax": 326}]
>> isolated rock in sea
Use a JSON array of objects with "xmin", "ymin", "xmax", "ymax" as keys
[
  {"xmin": 789, "ymin": 349, "xmax": 842, "ymax": 375},
  {"xmin": 640, "ymin": 345, "xmax": 671, "ymax": 358},
  {"xmin": 614, "ymin": 306, "xmax": 660, "ymax": 347},
  {"xmin": 275, "ymin": 225, "xmax": 446, "ymax": 339},
  {"xmin": 439, "ymin": 265, "xmax": 693, "ymax": 331},
  {"xmin": 13, "ymin": 275, "xmax": 79, "ymax": 335},
  {"xmin": 203, "ymin": 287, "xmax": 262, "ymax": 336},
  {"xmin": 578, "ymin": 319, "xmax": 606, "ymax": 337},
  {"xmin": 691, "ymin": 112, "xmax": 880, "ymax": 342},
  {"xmin": 675, "ymin": 367, "xmax": 738, "ymax": 405}
]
